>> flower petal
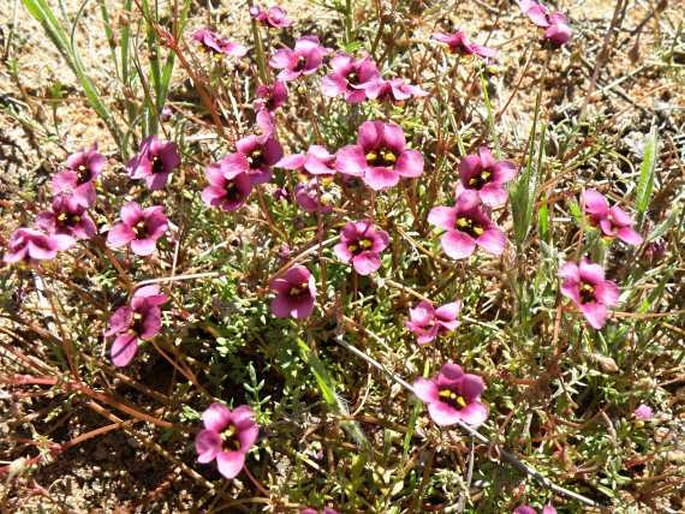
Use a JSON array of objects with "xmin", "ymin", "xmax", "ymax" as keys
[
  {"xmin": 216, "ymin": 450, "xmax": 246, "ymax": 479},
  {"xmin": 202, "ymin": 403, "xmax": 231, "ymax": 432},
  {"xmin": 195, "ymin": 429, "xmax": 222, "ymax": 463},
  {"xmin": 441, "ymin": 231, "xmax": 476, "ymax": 260}
]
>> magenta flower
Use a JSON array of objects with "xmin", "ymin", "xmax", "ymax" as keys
[
  {"xmin": 104, "ymin": 285, "xmax": 168, "ymax": 367},
  {"xmin": 633, "ymin": 404, "xmax": 653, "ymax": 421},
  {"xmin": 195, "ymin": 403, "xmax": 258, "ymax": 479},
  {"xmin": 559, "ymin": 258, "xmax": 619, "ymax": 329},
  {"xmin": 35, "ymin": 195, "xmax": 97, "ymax": 240},
  {"xmin": 269, "ymin": 36, "xmax": 330, "ymax": 81},
  {"xmin": 428, "ymin": 190, "xmax": 507, "ymax": 259},
  {"xmin": 456, "ymin": 146, "xmax": 518, "ymax": 207},
  {"xmin": 581, "ymin": 189, "xmax": 643, "ymax": 246},
  {"xmin": 336, "ymin": 121, "xmax": 424, "ymax": 190},
  {"xmin": 192, "ymin": 28, "xmax": 248, "ymax": 58},
  {"xmin": 51, "ymin": 144, "xmax": 106, "ymax": 207},
  {"xmin": 255, "ymin": 81, "xmax": 288, "ymax": 112},
  {"xmin": 294, "ymin": 176, "xmax": 337, "ymax": 214},
  {"xmin": 221, "ymin": 133, "xmax": 283, "ymax": 185},
  {"xmin": 3, "ymin": 227, "xmax": 74, "ymax": 264},
  {"xmin": 127, "ymin": 136, "xmax": 181, "ymax": 191},
  {"xmin": 106, "ymin": 202, "xmax": 168, "ymax": 256},
  {"xmin": 277, "ymin": 145, "xmax": 337, "ymax": 175},
  {"xmin": 514, "ymin": 505, "xmax": 557, "ymax": 514},
  {"xmin": 432, "ymin": 30, "xmax": 497, "ymax": 59},
  {"xmin": 250, "ymin": 4, "xmax": 293, "ymax": 28},
  {"xmin": 201, "ymin": 157, "xmax": 253, "ymax": 212},
  {"xmin": 270, "ymin": 264, "xmax": 317, "ymax": 319},
  {"xmin": 321, "ymin": 53, "xmax": 380, "ymax": 104},
  {"xmin": 363, "ymin": 77, "xmax": 428, "ymax": 103},
  {"xmin": 517, "ymin": 0, "xmax": 572, "ymax": 47},
  {"xmin": 413, "ymin": 363, "xmax": 488, "ymax": 427},
  {"xmin": 333, "ymin": 220, "xmax": 389, "ymax": 275},
  {"xmin": 406, "ymin": 300, "xmax": 462, "ymax": 345},
  {"xmin": 301, "ymin": 509, "xmax": 338, "ymax": 514}
]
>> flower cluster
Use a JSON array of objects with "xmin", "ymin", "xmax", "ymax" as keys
[{"xmin": 3, "ymin": 144, "xmax": 105, "ymax": 265}]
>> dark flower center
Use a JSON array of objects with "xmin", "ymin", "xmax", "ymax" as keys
[
  {"xmin": 57, "ymin": 211, "xmax": 81, "ymax": 228},
  {"xmin": 438, "ymin": 388, "xmax": 467, "ymax": 409},
  {"xmin": 456, "ymin": 216, "xmax": 485, "ymax": 238},
  {"xmin": 221, "ymin": 425, "xmax": 242, "ymax": 451},
  {"xmin": 579, "ymin": 282, "xmax": 596, "ymax": 304},
  {"xmin": 248, "ymin": 149, "xmax": 265, "ymax": 169},
  {"xmin": 151, "ymin": 155, "xmax": 165, "ymax": 174},
  {"xmin": 293, "ymin": 55, "xmax": 307, "ymax": 72},
  {"xmin": 347, "ymin": 237, "xmax": 373, "ymax": 256},
  {"xmin": 130, "ymin": 311, "xmax": 145, "ymax": 335},
  {"xmin": 133, "ymin": 220, "xmax": 149, "ymax": 239},
  {"xmin": 76, "ymin": 164, "xmax": 92, "ymax": 185},
  {"xmin": 347, "ymin": 71, "xmax": 359, "ymax": 86},
  {"xmin": 467, "ymin": 169, "xmax": 492, "ymax": 190},
  {"xmin": 225, "ymin": 181, "xmax": 241, "ymax": 201},
  {"xmin": 288, "ymin": 284, "xmax": 309, "ymax": 299},
  {"xmin": 365, "ymin": 148, "xmax": 397, "ymax": 167}
]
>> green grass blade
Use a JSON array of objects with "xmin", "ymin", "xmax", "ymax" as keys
[
  {"xmin": 296, "ymin": 339, "xmax": 369, "ymax": 448},
  {"xmin": 635, "ymin": 126, "xmax": 658, "ymax": 226},
  {"xmin": 22, "ymin": 0, "xmax": 122, "ymax": 148}
]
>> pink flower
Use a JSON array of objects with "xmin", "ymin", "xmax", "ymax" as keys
[
  {"xmin": 201, "ymin": 157, "xmax": 253, "ymax": 212},
  {"xmin": 127, "ymin": 136, "xmax": 181, "ymax": 191},
  {"xmin": 333, "ymin": 220, "xmax": 389, "ymax": 275},
  {"xmin": 514, "ymin": 505, "xmax": 557, "ymax": 514},
  {"xmin": 105, "ymin": 285, "xmax": 168, "ymax": 367},
  {"xmin": 432, "ymin": 30, "xmax": 497, "ymax": 59},
  {"xmin": 406, "ymin": 300, "xmax": 462, "ymax": 345},
  {"xmin": 294, "ymin": 176, "xmax": 337, "ymax": 214},
  {"xmin": 270, "ymin": 264, "xmax": 317, "ymax": 319},
  {"xmin": 51, "ymin": 144, "xmax": 106, "ymax": 207},
  {"xmin": 456, "ymin": 147, "xmax": 518, "ymax": 207},
  {"xmin": 581, "ymin": 189, "xmax": 643, "ymax": 246},
  {"xmin": 192, "ymin": 28, "xmax": 248, "ymax": 58},
  {"xmin": 277, "ymin": 145, "xmax": 337, "ymax": 175},
  {"xmin": 221, "ymin": 132, "xmax": 284, "ymax": 186},
  {"xmin": 255, "ymin": 81, "xmax": 288, "ymax": 112},
  {"xmin": 3, "ymin": 227, "xmax": 74, "ymax": 264},
  {"xmin": 321, "ymin": 53, "xmax": 380, "ymax": 104},
  {"xmin": 559, "ymin": 258, "xmax": 619, "ymax": 329},
  {"xmin": 517, "ymin": 0, "xmax": 572, "ymax": 47},
  {"xmin": 428, "ymin": 190, "xmax": 507, "ymax": 259},
  {"xmin": 633, "ymin": 404, "xmax": 653, "ymax": 421},
  {"xmin": 35, "ymin": 195, "xmax": 97, "ymax": 240},
  {"xmin": 336, "ymin": 120, "xmax": 424, "ymax": 190},
  {"xmin": 106, "ymin": 202, "xmax": 168, "ymax": 256},
  {"xmin": 413, "ymin": 363, "xmax": 488, "ymax": 427},
  {"xmin": 363, "ymin": 77, "xmax": 428, "ymax": 103},
  {"xmin": 250, "ymin": 4, "xmax": 293, "ymax": 28},
  {"xmin": 195, "ymin": 403, "xmax": 259, "ymax": 479},
  {"xmin": 269, "ymin": 36, "xmax": 330, "ymax": 82}
]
